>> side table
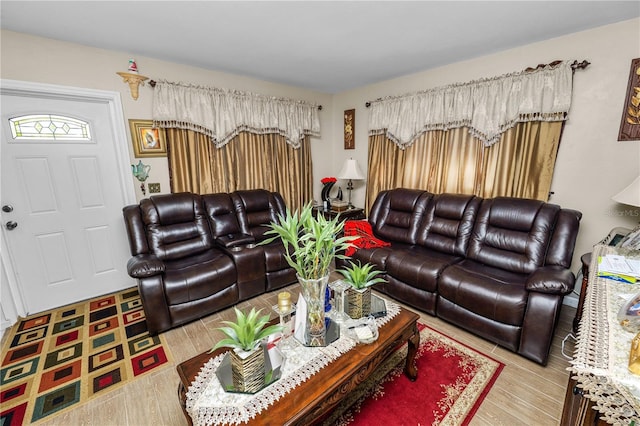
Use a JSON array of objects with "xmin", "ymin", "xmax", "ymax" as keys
[
  {"xmin": 313, "ymin": 207, "xmax": 365, "ymax": 221},
  {"xmin": 560, "ymin": 244, "xmax": 640, "ymax": 426},
  {"xmin": 572, "ymin": 252, "xmax": 592, "ymax": 333}
]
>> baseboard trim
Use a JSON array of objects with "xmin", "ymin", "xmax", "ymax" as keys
[{"xmin": 563, "ymin": 295, "xmax": 578, "ymax": 308}]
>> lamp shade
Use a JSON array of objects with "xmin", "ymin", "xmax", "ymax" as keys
[
  {"xmin": 612, "ymin": 175, "xmax": 640, "ymax": 208},
  {"xmin": 338, "ymin": 158, "xmax": 365, "ymax": 181}
]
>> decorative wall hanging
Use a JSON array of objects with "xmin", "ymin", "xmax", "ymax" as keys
[
  {"xmin": 344, "ymin": 109, "xmax": 355, "ymax": 149},
  {"xmin": 129, "ymin": 119, "xmax": 167, "ymax": 157},
  {"xmin": 618, "ymin": 58, "xmax": 640, "ymax": 141}
]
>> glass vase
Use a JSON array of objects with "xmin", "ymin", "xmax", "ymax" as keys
[{"xmin": 298, "ymin": 274, "xmax": 329, "ymax": 347}]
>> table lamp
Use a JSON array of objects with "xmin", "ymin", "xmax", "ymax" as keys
[
  {"xmin": 612, "ymin": 175, "xmax": 640, "ymax": 208},
  {"xmin": 338, "ymin": 158, "xmax": 365, "ymax": 209}
]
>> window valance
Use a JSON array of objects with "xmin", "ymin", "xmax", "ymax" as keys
[
  {"xmin": 368, "ymin": 61, "xmax": 573, "ymax": 148},
  {"xmin": 152, "ymin": 80, "xmax": 321, "ymax": 148}
]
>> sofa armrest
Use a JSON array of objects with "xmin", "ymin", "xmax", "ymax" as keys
[
  {"xmin": 215, "ymin": 233, "xmax": 256, "ymax": 248},
  {"xmin": 127, "ymin": 254, "xmax": 166, "ymax": 278},
  {"xmin": 525, "ymin": 266, "xmax": 575, "ymax": 295}
]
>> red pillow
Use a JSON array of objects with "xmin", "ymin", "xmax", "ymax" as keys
[{"xmin": 344, "ymin": 220, "xmax": 391, "ymax": 256}]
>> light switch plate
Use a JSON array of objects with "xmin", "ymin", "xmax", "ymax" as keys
[{"xmin": 148, "ymin": 183, "xmax": 161, "ymax": 193}]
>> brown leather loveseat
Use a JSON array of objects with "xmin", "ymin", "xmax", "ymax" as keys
[
  {"xmin": 122, "ymin": 190, "xmax": 297, "ymax": 335},
  {"xmin": 337, "ymin": 188, "xmax": 582, "ymax": 365}
]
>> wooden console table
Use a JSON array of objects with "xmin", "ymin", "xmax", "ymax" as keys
[{"xmin": 561, "ymin": 245, "xmax": 640, "ymax": 425}]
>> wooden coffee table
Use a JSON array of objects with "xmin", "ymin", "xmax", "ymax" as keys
[{"xmin": 176, "ymin": 306, "xmax": 420, "ymax": 425}]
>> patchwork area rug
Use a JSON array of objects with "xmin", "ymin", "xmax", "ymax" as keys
[
  {"xmin": 0, "ymin": 287, "xmax": 173, "ymax": 425},
  {"xmin": 323, "ymin": 324, "xmax": 504, "ymax": 426}
]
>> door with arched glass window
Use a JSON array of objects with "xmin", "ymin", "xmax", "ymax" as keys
[{"xmin": 1, "ymin": 82, "xmax": 135, "ymax": 315}]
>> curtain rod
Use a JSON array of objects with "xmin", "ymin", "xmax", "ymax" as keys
[
  {"xmin": 147, "ymin": 80, "xmax": 322, "ymax": 110},
  {"xmin": 364, "ymin": 59, "xmax": 591, "ymax": 107}
]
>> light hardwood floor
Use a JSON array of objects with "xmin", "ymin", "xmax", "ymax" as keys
[{"xmin": 32, "ymin": 273, "xmax": 576, "ymax": 426}]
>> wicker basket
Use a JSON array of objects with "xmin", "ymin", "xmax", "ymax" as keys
[
  {"xmin": 230, "ymin": 344, "xmax": 266, "ymax": 393},
  {"xmin": 347, "ymin": 287, "xmax": 372, "ymax": 319}
]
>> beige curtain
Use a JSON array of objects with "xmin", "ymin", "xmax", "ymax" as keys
[
  {"xmin": 166, "ymin": 128, "xmax": 313, "ymax": 211},
  {"xmin": 365, "ymin": 121, "xmax": 563, "ymax": 211}
]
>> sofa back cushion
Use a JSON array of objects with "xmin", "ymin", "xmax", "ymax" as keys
[
  {"xmin": 416, "ymin": 193, "xmax": 480, "ymax": 256},
  {"xmin": 140, "ymin": 192, "xmax": 213, "ymax": 261},
  {"xmin": 202, "ymin": 193, "xmax": 243, "ymax": 237},
  {"xmin": 369, "ymin": 189, "xmax": 432, "ymax": 245},
  {"xmin": 232, "ymin": 189, "xmax": 286, "ymax": 241},
  {"xmin": 467, "ymin": 197, "xmax": 560, "ymax": 274}
]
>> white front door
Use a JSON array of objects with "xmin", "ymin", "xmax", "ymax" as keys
[{"xmin": 1, "ymin": 81, "xmax": 136, "ymax": 315}]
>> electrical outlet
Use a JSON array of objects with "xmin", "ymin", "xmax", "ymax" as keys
[{"xmin": 148, "ymin": 183, "xmax": 161, "ymax": 193}]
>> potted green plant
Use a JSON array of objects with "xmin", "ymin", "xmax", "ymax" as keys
[
  {"xmin": 211, "ymin": 307, "xmax": 283, "ymax": 392},
  {"xmin": 263, "ymin": 203, "xmax": 354, "ymax": 346},
  {"xmin": 339, "ymin": 261, "xmax": 385, "ymax": 319}
]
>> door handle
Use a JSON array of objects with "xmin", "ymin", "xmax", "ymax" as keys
[
  {"xmin": 2, "ymin": 205, "xmax": 13, "ymax": 213},
  {"xmin": 5, "ymin": 221, "xmax": 18, "ymax": 230}
]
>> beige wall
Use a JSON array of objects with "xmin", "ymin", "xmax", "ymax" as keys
[
  {"xmin": 0, "ymin": 29, "xmax": 333, "ymax": 203},
  {"xmin": 331, "ymin": 18, "xmax": 640, "ymax": 277},
  {"xmin": 2, "ymin": 17, "xmax": 640, "ymax": 278}
]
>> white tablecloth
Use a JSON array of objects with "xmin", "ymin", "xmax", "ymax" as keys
[{"xmin": 569, "ymin": 244, "xmax": 640, "ymax": 424}]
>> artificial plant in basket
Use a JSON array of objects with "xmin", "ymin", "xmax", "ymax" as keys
[
  {"xmin": 211, "ymin": 307, "xmax": 283, "ymax": 392},
  {"xmin": 339, "ymin": 261, "xmax": 385, "ymax": 319}
]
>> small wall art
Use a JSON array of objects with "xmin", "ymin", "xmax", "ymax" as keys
[
  {"xmin": 618, "ymin": 58, "xmax": 640, "ymax": 141},
  {"xmin": 344, "ymin": 109, "xmax": 355, "ymax": 149}
]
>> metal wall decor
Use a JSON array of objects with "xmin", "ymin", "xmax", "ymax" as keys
[{"xmin": 618, "ymin": 58, "xmax": 640, "ymax": 141}]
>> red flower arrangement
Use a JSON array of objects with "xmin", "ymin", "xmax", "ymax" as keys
[{"xmin": 321, "ymin": 177, "xmax": 337, "ymax": 184}]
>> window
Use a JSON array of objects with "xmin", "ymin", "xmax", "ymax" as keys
[{"xmin": 9, "ymin": 114, "xmax": 91, "ymax": 141}]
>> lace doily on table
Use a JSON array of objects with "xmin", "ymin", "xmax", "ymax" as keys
[
  {"xmin": 569, "ymin": 245, "xmax": 640, "ymax": 425},
  {"xmin": 186, "ymin": 298, "xmax": 400, "ymax": 426}
]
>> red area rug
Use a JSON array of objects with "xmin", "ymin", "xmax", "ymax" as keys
[
  {"xmin": 0, "ymin": 288, "xmax": 173, "ymax": 425},
  {"xmin": 323, "ymin": 324, "xmax": 504, "ymax": 425}
]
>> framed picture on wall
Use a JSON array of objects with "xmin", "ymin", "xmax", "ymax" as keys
[
  {"xmin": 128, "ymin": 119, "xmax": 167, "ymax": 157},
  {"xmin": 618, "ymin": 58, "xmax": 640, "ymax": 141},
  {"xmin": 344, "ymin": 109, "xmax": 355, "ymax": 149}
]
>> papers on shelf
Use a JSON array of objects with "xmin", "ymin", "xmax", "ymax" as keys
[{"xmin": 598, "ymin": 254, "xmax": 640, "ymax": 283}]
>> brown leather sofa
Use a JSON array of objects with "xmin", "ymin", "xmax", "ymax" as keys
[
  {"xmin": 122, "ymin": 190, "xmax": 297, "ymax": 335},
  {"xmin": 337, "ymin": 188, "xmax": 582, "ymax": 365}
]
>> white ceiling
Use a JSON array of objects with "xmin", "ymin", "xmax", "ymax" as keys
[{"xmin": 2, "ymin": 1, "xmax": 639, "ymax": 93}]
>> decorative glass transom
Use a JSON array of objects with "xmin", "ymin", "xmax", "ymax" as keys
[{"xmin": 9, "ymin": 114, "xmax": 91, "ymax": 140}]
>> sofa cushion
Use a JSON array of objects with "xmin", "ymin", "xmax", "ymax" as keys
[
  {"xmin": 202, "ymin": 193, "xmax": 243, "ymax": 237},
  {"xmin": 262, "ymin": 241, "xmax": 291, "ymax": 272},
  {"xmin": 467, "ymin": 198, "xmax": 560, "ymax": 274},
  {"xmin": 348, "ymin": 245, "xmax": 402, "ymax": 273},
  {"xmin": 438, "ymin": 259, "xmax": 529, "ymax": 326},
  {"xmin": 386, "ymin": 246, "xmax": 461, "ymax": 293},
  {"xmin": 368, "ymin": 189, "xmax": 432, "ymax": 245},
  {"xmin": 416, "ymin": 193, "xmax": 480, "ymax": 256},
  {"xmin": 140, "ymin": 193, "xmax": 213, "ymax": 261},
  {"xmin": 232, "ymin": 190, "xmax": 286, "ymax": 242},
  {"xmin": 163, "ymin": 250, "xmax": 237, "ymax": 305}
]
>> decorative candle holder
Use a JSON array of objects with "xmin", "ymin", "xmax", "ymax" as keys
[
  {"xmin": 273, "ymin": 291, "xmax": 296, "ymax": 351},
  {"xmin": 329, "ymin": 280, "xmax": 351, "ymax": 323}
]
